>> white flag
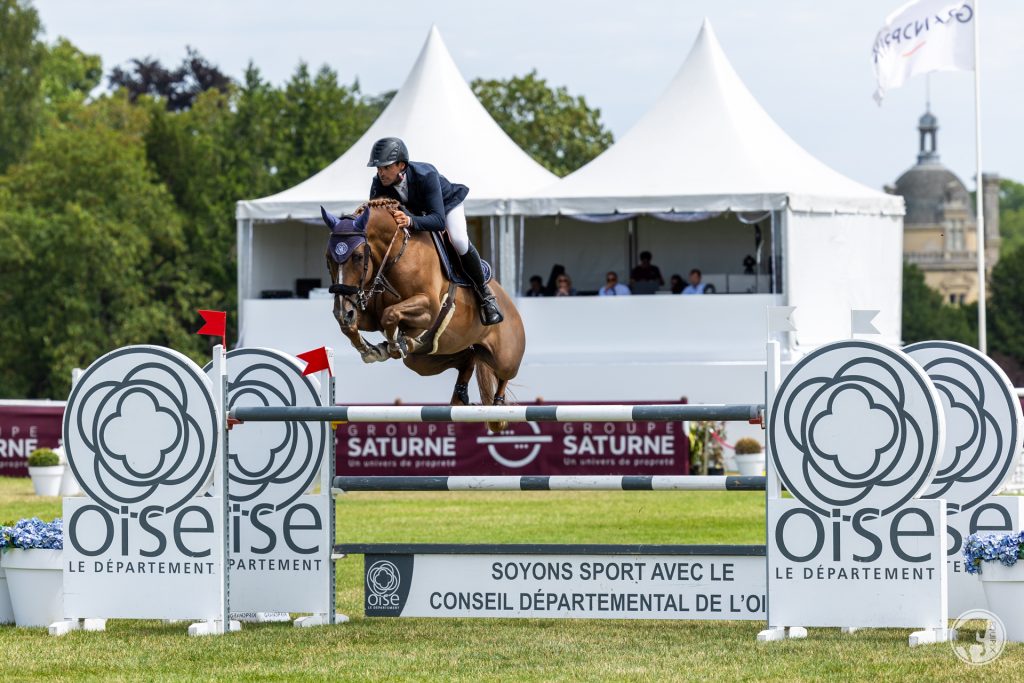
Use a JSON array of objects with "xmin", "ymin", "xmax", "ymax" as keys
[{"xmin": 872, "ymin": 0, "xmax": 976, "ymax": 103}]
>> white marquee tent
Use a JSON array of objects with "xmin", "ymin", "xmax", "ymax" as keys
[
  {"xmin": 510, "ymin": 19, "xmax": 906, "ymax": 350},
  {"xmin": 235, "ymin": 25, "xmax": 556, "ymax": 324}
]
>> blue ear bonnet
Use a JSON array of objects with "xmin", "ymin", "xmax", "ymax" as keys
[{"xmin": 321, "ymin": 206, "xmax": 366, "ymax": 264}]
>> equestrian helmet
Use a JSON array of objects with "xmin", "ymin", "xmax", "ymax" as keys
[{"xmin": 367, "ymin": 137, "xmax": 410, "ymax": 167}]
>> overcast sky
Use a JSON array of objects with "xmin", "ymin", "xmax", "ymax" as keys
[{"xmin": 31, "ymin": 0, "xmax": 1023, "ymax": 191}]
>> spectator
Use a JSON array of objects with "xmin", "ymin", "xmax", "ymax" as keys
[
  {"xmin": 554, "ymin": 273, "xmax": 576, "ymax": 297},
  {"xmin": 682, "ymin": 268, "xmax": 706, "ymax": 295},
  {"xmin": 629, "ymin": 251, "xmax": 664, "ymax": 294},
  {"xmin": 545, "ymin": 264, "xmax": 566, "ymax": 296},
  {"xmin": 599, "ymin": 271, "xmax": 631, "ymax": 296},
  {"xmin": 669, "ymin": 274, "xmax": 685, "ymax": 294},
  {"xmin": 523, "ymin": 275, "xmax": 545, "ymax": 297}
]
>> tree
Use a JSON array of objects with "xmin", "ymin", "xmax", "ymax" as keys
[
  {"xmin": 999, "ymin": 178, "xmax": 1024, "ymax": 256},
  {"xmin": 39, "ymin": 37, "xmax": 102, "ymax": 110},
  {"xmin": 472, "ymin": 70, "xmax": 613, "ymax": 176},
  {"xmin": 108, "ymin": 47, "xmax": 231, "ymax": 111},
  {"xmin": 0, "ymin": 95, "xmax": 208, "ymax": 398},
  {"xmin": 0, "ymin": 0, "xmax": 45, "ymax": 171},
  {"xmin": 989, "ymin": 247, "xmax": 1024, "ymax": 363},
  {"xmin": 901, "ymin": 263, "xmax": 973, "ymax": 345}
]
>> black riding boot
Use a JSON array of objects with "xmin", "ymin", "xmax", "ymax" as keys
[{"xmin": 459, "ymin": 244, "xmax": 504, "ymax": 326}]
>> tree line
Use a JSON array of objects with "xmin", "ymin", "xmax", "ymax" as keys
[
  {"xmin": 1, "ymin": 0, "xmax": 1022, "ymax": 399},
  {"xmin": 0, "ymin": 0, "xmax": 612, "ymax": 398}
]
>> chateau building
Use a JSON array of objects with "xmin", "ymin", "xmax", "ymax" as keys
[{"xmin": 888, "ymin": 110, "xmax": 1000, "ymax": 304}]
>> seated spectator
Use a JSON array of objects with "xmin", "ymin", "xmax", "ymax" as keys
[
  {"xmin": 682, "ymin": 268, "xmax": 706, "ymax": 295},
  {"xmin": 599, "ymin": 271, "xmax": 631, "ymax": 296},
  {"xmin": 554, "ymin": 273, "xmax": 576, "ymax": 297},
  {"xmin": 523, "ymin": 275, "xmax": 545, "ymax": 297},
  {"xmin": 669, "ymin": 274, "xmax": 684, "ymax": 294},
  {"xmin": 545, "ymin": 264, "xmax": 566, "ymax": 296},
  {"xmin": 629, "ymin": 251, "xmax": 664, "ymax": 294}
]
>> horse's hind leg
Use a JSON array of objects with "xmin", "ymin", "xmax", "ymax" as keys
[
  {"xmin": 492, "ymin": 379, "xmax": 510, "ymax": 405},
  {"xmin": 450, "ymin": 348, "xmax": 476, "ymax": 406}
]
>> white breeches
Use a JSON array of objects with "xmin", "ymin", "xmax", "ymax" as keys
[{"xmin": 446, "ymin": 204, "xmax": 469, "ymax": 255}]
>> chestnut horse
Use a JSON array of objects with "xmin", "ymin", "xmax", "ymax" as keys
[{"xmin": 324, "ymin": 199, "xmax": 525, "ymax": 429}]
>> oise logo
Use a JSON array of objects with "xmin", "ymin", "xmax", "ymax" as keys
[
  {"xmin": 206, "ymin": 349, "xmax": 326, "ymax": 510},
  {"xmin": 769, "ymin": 340, "xmax": 943, "ymax": 517},
  {"xmin": 64, "ymin": 346, "xmax": 219, "ymax": 512}
]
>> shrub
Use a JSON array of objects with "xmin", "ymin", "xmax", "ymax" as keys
[
  {"xmin": 0, "ymin": 518, "xmax": 63, "ymax": 550},
  {"xmin": 734, "ymin": 437, "xmax": 763, "ymax": 455},
  {"xmin": 27, "ymin": 448, "xmax": 60, "ymax": 467}
]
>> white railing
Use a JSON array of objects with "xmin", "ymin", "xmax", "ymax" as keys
[{"xmin": 1006, "ymin": 388, "xmax": 1024, "ymax": 493}]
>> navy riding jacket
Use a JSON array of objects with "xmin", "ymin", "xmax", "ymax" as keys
[{"xmin": 369, "ymin": 161, "xmax": 469, "ymax": 232}]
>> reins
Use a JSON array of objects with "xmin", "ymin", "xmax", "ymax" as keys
[{"xmin": 338, "ymin": 220, "xmax": 410, "ymax": 312}]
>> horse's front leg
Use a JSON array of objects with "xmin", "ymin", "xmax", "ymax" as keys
[
  {"xmin": 380, "ymin": 294, "xmax": 434, "ymax": 358},
  {"xmin": 333, "ymin": 296, "xmax": 389, "ymax": 363}
]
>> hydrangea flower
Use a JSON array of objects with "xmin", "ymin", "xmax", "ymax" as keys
[
  {"xmin": 962, "ymin": 531, "xmax": 1024, "ymax": 575},
  {"xmin": 0, "ymin": 517, "xmax": 63, "ymax": 550}
]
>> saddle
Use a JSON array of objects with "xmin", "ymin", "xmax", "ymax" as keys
[{"xmin": 429, "ymin": 231, "xmax": 493, "ymax": 287}]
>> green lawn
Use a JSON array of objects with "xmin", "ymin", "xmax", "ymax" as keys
[{"xmin": 0, "ymin": 476, "xmax": 1020, "ymax": 681}]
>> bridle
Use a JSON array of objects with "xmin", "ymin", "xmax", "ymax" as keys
[{"xmin": 332, "ymin": 222, "xmax": 410, "ymax": 312}]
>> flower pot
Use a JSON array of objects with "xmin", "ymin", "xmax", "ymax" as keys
[
  {"xmin": 1, "ymin": 549, "xmax": 63, "ymax": 627},
  {"xmin": 0, "ymin": 565, "xmax": 15, "ymax": 624},
  {"xmin": 28, "ymin": 465, "xmax": 65, "ymax": 497},
  {"xmin": 979, "ymin": 563, "xmax": 1024, "ymax": 642},
  {"xmin": 733, "ymin": 453, "xmax": 765, "ymax": 476}
]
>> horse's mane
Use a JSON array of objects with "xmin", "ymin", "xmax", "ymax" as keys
[{"xmin": 368, "ymin": 198, "xmax": 401, "ymax": 211}]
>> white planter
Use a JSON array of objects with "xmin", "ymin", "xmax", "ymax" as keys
[
  {"xmin": 979, "ymin": 563, "xmax": 1024, "ymax": 642},
  {"xmin": 28, "ymin": 465, "xmax": 65, "ymax": 497},
  {"xmin": 0, "ymin": 565, "xmax": 15, "ymax": 624},
  {"xmin": 1, "ymin": 549, "xmax": 64, "ymax": 627},
  {"xmin": 55, "ymin": 447, "xmax": 81, "ymax": 496},
  {"xmin": 733, "ymin": 453, "xmax": 765, "ymax": 476}
]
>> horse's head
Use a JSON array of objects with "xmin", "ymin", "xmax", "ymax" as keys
[{"xmin": 322, "ymin": 205, "xmax": 369, "ymax": 329}]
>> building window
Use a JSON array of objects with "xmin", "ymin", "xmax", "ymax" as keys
[
  {"xmin": 948, "ymin": 220, "xmax": 965, "ymax": 251},
  {"xmin": 949, "ymin": 293, "xmax": 957, "ymax": 304}
]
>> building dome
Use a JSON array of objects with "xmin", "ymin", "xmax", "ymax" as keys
[{"xmin": 893, "ymin": 164, "xmax": 969, "ymax": 226}]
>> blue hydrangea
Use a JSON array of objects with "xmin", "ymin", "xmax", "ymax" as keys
[
  {"xmin": 0, "ymin": 517, "xmax": 63, "ymax": 550},
  {"xmin": 962, "ymin": 531, "xmax": 1024, "ymax": 575}
]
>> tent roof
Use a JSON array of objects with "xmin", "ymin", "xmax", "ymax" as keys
[
  {"xmin": 237, "ymin": 26, "xmax": 557, "ymax": 220},
  {"xmin": 510, "ymin": 20, "xmax": 903, "ymax": 217}
]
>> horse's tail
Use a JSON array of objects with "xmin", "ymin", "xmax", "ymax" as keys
[{"xmin": 475, "ymin": 358, "xmax": 514, "ymax": 433}]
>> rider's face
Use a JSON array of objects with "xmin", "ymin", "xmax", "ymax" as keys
[{"xmin": 376, "ymin": 162, "xmax": 405, "ymax": 187}]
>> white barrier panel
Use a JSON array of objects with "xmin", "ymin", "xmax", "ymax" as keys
[
  {"xmin": 354, "ymin": 548, "xmax": 766, "ymax": 620},
  {"xmin": 765, "ymin": 340, "xmax": 948, "ymax": 638},
  {"xmin": 207, "ymin": 348, "xmax": 338, "ymax": 625},
  {"xmin": 62, "ymin": 346, "xmax": 227, "ymax": 629},
  {"xmin": 906, "ymin": 341, "xmax": 1024, "ymax": 615}
]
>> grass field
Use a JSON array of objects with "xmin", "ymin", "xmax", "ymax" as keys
[{"xmin": 0, "ymin": 476, "xmax": 1020, "ymax": 681}]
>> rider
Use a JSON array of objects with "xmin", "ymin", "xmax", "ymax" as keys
[{"xmin": 366, "ymin": 137, "xmax": 504, "ymax": 326}]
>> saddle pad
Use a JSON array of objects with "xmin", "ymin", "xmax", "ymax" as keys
[{"xmin": 429, "ymin": 231, "xmax": 492, "ymax": 286}]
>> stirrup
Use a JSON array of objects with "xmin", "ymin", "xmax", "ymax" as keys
[{"xmin": 479, "ymin": 297, "xmax": 504, "ymax": 326}]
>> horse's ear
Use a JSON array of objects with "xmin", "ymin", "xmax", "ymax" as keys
[{"xmin": 320, "ymin": 205, "xmax": 341, "ymax": 229}]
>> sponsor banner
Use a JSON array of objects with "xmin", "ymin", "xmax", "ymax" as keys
[
  {"xmin": 0, "ymin": 404, "xmax": 64, "ymax": 477},
  {"xmin": 228, "ymin": 495, "xmax": 331, "ymax": 613},
  {"xmin": 768, "ymin": 498, "xmax": 947, "ymax": 628},
  {"xmin": 210, "ymin": 348, "xmax": 333, "ymax": 615},
  {"xmin": 63, "ymin": 497, "xmax": 224, "ymax": 620},
  {"xmin": 337, "ymin": 403, "xmax": 690, "ymax": 476},
  {"xmin": 362, "ymin": 553, "xmax": 765, "ymax": 620}
]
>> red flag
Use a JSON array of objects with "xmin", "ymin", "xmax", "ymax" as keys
[
  {"xmin": 297, "ymin": 347, "xmax": 332, "ymax": 377},
  {"xmin": 197, "ymin": 310, "xmax": 227, "ymax": 348}
]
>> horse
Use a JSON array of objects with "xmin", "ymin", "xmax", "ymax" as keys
[{"xmin": 323, "ymin": 198, "xmax": 525, "ymax": 432}]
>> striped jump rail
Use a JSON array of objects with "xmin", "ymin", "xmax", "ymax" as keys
[
  {"xmin": 230, "ymin": 403, "xmax": 764, "ymax": 424},
  {"xmin": 331, "ymin": 475, "xmax": 766, "ymax": 494}
]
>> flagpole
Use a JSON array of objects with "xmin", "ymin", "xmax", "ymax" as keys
[{"xmin": 973, "ymin": 1, "xmax": 986, "ymax": 354}]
